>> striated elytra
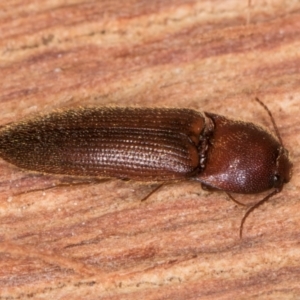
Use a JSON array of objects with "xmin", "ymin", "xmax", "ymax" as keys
[{"xmin": 0, "ymin": 106, "xmax": 292, "ymax": 237}]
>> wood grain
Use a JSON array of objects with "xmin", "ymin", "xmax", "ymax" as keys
[{"xmin": 0, "ymin": 0, "xmax": 300, "ymax": 299}]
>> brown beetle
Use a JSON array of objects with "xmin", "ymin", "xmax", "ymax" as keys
[{"xmin": 0, "ymin": 100, "xmax": 292, "ymax": 237}]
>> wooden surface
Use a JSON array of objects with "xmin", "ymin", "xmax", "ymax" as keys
[{"xmin": 0, "ymin": 0, "xmax": 300, "ymax": 299}]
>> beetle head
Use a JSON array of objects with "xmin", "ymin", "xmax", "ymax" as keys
[{"xmin": 197, "ymin": 113, "xmax": 292, "ymax": 194}]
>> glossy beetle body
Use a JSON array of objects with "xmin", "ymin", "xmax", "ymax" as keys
[
  {"xmin": 0, "ymin": 108, "xmax": 206, "ymax": 180},
  {"xmin": 0, "ymin": 107, "xmax": 292, "ymax": 196},
  {"xmin": 197, "ymin": 112, "xmax": 292, "ymax": 194}
]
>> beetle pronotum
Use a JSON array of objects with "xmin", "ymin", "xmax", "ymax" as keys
[{"xmin": 0, "ymin": 99, "xmax": 292, "ymax": 237}]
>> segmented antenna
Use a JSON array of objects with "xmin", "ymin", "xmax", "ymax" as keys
[{"xmin": 254, "ymin": 97, "xmax": 283, "ymax": 146}]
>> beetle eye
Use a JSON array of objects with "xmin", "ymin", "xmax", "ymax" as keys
[{"xmin": 273, "ymin": 174, "xmax": 281, "ymax": 187}]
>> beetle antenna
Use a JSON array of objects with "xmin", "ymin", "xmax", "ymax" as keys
[
  {"xmin": 254, "ymin": 97, "xmax": 283, "ymax": 146},
  {"xmin": 239, "ymin": 189, "xmax": 279, "ymax": 238}
]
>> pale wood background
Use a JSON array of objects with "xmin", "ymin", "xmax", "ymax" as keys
[{"xmin": 0, "ymin": 0, "xmax": 300, "ymax": 299}]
